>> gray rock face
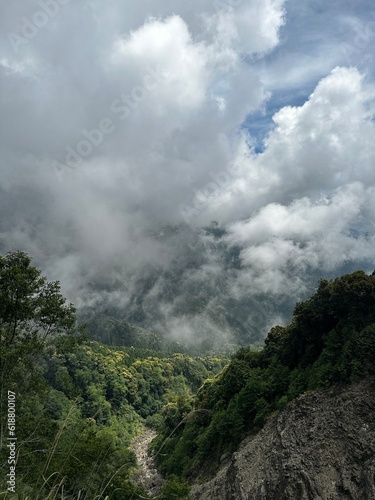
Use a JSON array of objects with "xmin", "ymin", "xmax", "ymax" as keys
[{"xmin": 190, "ymin": 379, "xmax": 375, "ymax": 500}]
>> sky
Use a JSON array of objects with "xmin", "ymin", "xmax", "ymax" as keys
[{"xmin": 1, "ymin": 0, "xmax": 375, "ymax": 344}]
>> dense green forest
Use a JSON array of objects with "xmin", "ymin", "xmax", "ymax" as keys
[
  {"xmin": 0, "ymin": 251, "xmax": 226, "ymax": 499},
  {"xmin": 153, "ymin": 270, "xmax": 375, "ymax": 480},
  {"xmin": 1, "ymin": 251, "xmax": 375, "ymax": 498}
]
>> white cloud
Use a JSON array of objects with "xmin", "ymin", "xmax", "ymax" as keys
[
  {"xmin": 111, "ymin": 16, "xmax": 209, "ymax": 110},
  {"xmin": 224, "ymin": 182, "xmax": 375, "ymax": 296},
  {"xmin": 195, "ymin": 66, "xmax": 375, "ymax": 223},
  {"xmin": 234, "ymin": 0, "xmax": 286, "ymax": 55},
  {"xmin": 180, "ymin": 66, "xmax": 375, "ymax": 303}
]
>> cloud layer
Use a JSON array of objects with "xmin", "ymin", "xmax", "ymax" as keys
[{"xmin": 1, "ymin": 1, "xmax": 375, "ymax": 346}]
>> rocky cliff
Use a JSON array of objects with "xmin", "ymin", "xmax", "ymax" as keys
[{"xmin": 190, "ymin": 379, "xmax": 375, "ymax": 500}]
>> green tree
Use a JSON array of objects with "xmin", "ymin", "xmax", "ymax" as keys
[
  {"xmin": 0, "ymin": 251, "xmax": 78, "ymax": 448},
  {"xmin": 159, "ymin": 475, "xmax": 190, "ymax": 499},
  {"xmin": 0, "ymin": 251, "xmax": 77, "ymax": 371}
]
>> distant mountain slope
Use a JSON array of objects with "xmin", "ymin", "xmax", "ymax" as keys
[
  {"xmin": 79, "ymin": 309, "xmax": 185, "ymax": 352},
  {"xmin": 190, "ymin": 378, "xmax": 375, "ymax": 500},
  {"xmin": 77, "ymin": 223, "xmax": 305, "ymax": 351},
  {"xmin": 77, "ymin": 223, "xmax": 373, "ymax": 352}
]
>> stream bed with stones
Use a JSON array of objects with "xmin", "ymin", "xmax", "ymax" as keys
[{"xmin": 130, "ymin": 429, "xmax": 164, "ymax": 498}]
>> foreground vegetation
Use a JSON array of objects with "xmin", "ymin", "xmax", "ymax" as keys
[{"xmin": 153, "ymin": 270, "xmax": 375, "ymax": 479}]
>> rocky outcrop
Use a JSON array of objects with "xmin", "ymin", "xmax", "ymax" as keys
[{"xmin": 190, "ymin": 379, "xmax": 375, "ymax": 500}]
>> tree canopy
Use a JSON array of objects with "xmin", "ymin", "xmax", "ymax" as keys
[{"xmin": 0, "ymin": 251, "xmax": 77, "ymax": 365}]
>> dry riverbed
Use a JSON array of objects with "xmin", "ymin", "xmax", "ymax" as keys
[{"xmin": 130, "ymin": 428, "xmax": 164, "ymax": 497}]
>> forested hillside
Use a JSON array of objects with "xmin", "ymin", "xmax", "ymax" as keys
[
  {"xmin": 153, "ymin": 270, "xmax": 375, "ymax": 480},
  {"xmin": 0, "ymin": 252, "xmax": 226, "ymax": 499}
]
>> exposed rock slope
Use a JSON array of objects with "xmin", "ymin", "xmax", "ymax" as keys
[{"xmin": 190, "ymin": 379, "xmax": 375, "ymax": 500}]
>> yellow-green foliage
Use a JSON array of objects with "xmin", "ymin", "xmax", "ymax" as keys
[
  {"xmin": 0, "ymin": 252, "xmax": 228, "ymax": 498},
  {"xmin": 0, "ymin": 336, "xmax": 226, "ymax": 498}
]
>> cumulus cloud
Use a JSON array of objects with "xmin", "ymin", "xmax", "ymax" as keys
[
  {"xmin": 1, "ymin": 0, "xmax": 283, "ymax": 253},
  {"xmin": 227, "ymin": 184, "xmax": 374, "ymax": 292},
  {"xmin": 194, "ymin": 67, "xmax": 375, "ymax": 221},
  {"xmin": 216, "ymin": 67, "xmax": 375, "ymax": 301}
]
